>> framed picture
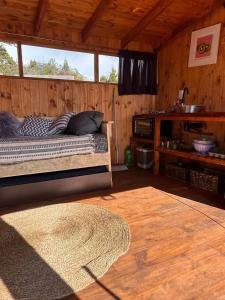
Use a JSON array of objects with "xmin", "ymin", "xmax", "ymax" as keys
[{"xmin": 188, "ymin": 23, "xmax": 221, "ymax": 67}]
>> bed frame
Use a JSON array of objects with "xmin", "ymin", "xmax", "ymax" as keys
[{"xmin": 0, "ymin": 120, "xmax": 113, "ymax": 179}]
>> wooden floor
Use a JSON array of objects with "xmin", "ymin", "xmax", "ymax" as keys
[{"xmin": 2, "ymin": 169, "xmax": 225, "ymax": 300}]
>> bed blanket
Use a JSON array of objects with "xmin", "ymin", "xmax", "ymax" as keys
[{"xmin": 0, "ymin": 134, "xmax": 107, "ymax": 165}]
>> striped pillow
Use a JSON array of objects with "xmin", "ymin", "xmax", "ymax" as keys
[
  {"xmin": 48, "ymin": 112, "xmax": 76, "ymax": 135},
  {"xmin": 20, "ymin": 116, "xmax": 53, "ymax": 137}
]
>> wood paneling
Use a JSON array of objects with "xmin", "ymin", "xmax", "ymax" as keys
[
  {"xmin": 0, "ymin": 77, "xmax": 154, "ymax": 163},
  {"xmin": 0, "ymin": 0, "xmax": 217, "ymax": 50},
  {"xmin": 157, "ymin": 4, "xmax": 225, "ymax": 147},
  {"xmin": 121, "ymin": 0, "xmax": 175, "ymax": 48},
  {"xmin": 0, "ymin": 20, "xmax": 152, "ymax": 55}
]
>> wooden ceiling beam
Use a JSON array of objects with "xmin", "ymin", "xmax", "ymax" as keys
[
  {"xmin": 121, "ymin": 0, "xmax": 175, "ymax": 48},
  {"xmin": 81, "ymin": 0, "xmax": 113, "ymax": 42},
  {"xmin": 33, "ymin": 0, "xmax": 48, "ymax": 35}
]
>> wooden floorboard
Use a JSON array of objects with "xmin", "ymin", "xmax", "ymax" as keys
[{"xmin": 1, "ymin": 169, "xmax": 225, "ymax": 300}]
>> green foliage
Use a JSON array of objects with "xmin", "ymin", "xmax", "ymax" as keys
[
  {"xmin": 100, "ymin": 75, "xmax": 108, "ymax": 82},
  {"xmin": 23, "ymin": 59, "xmax": 39, "ymax": 75},
  {"xmin": 0, "ymin": 43, "xmax": 18, "ymax": 75},
  {"xmin": 42, "ymin": 58, "xmax": 59, "ymax": 75},
  {"xmin": 58, "ymin": 58, "xmax": 86, "ymax": 80},
  {"xmin": 100, "ymin": 66, "xmax": 118, "ymax": 83},
  {"xmin": 24, "ymin": 57, "xmax": 87, "ymax": 80},
  {"xmin": 108, "ymin": 66, "xmax": 118, "ymax": 83},
  {"xmin": 62, "ymin": 59, "xmax": 70, "ymax": 72}
]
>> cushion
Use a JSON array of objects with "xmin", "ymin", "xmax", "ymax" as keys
[
  {"xmin": 0, "ymin": 112, "xmax": 21, "ymax": 138},
  {"xmin": 20, "ymin": 116, "xmax": 53, "ymax": 137},
  {"xmin": 48, "ymin": 112, "xmax": 76, "ymax": 135},
  {"xmin": 66, "ymin": 111, "xmax": 104, "ymax": 136}
]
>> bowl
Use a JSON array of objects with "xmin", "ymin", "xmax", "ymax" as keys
[
  {"xmin": 193, "ymin": 138, "xmax": 215, "ymax": 145},
  {"xmin": 181, "ymin": 105, "xmax": 205, "ymax": 113},
  {"xmin": 193, "ymin": 142, "xmax": 215, "ymax": 154}
]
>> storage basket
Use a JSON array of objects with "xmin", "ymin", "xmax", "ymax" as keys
[
  {"xmin": 136, "ymin": 146, "xmax": 153, "ymax": 169},
  {"xmin": 190, "ymin": 168, "xmax": 223, "ymax": 194},
  {"xmin": 165, "ymin": 162, "xmax": 190, "ymax": 182}
]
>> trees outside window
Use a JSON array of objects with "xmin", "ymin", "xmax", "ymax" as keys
[
  {"xmin": 100, "ymin": 66, "xmax": 118, "ymax": 83},
  {"xmin": 0, "ymin": 42, "xmax": 19, "ymax": 76},
  {"xmin": 22, "ymin": 45, "xmax": 94, "ymax": 81},
  {"xmin": 99, "ymin": 55, "xmax": 119, "ymax": 84},
  {"xmin": 0, "ymin": 42, "xmax": 119, "ymax": 84}
]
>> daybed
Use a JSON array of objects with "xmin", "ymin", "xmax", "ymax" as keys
[
  {"xmin": 0, "ymin": 117, "xmax": 113, "ymax": 205},
  {"xmin": 0, "ymin": 118, "xmax": 113, "ymax": 179}
]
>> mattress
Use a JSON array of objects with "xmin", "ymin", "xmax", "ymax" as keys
[{"xmin": 0, "ymin": 134, "xmax": 108, "ymax": 165}]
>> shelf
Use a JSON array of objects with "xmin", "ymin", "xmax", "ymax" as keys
[
  {"xmin": 158, "ymin": 147, "xmax": 225, "ymax": 167},
  {"xmin": 130, "ymin": 136, "xmax": 154, "ymax": 144},
  {"xmin": 153, "ymin": 112, "xmax": 225, "ymax": 175},
  {"xmin": 156, "ymin": 112, "xmax": 225, "ymax": 122}
]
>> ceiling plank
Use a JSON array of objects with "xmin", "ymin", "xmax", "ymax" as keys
[
  {"xmin": 33, "ymin": 0, "xmax": 48, "ymax": 35},
  {"xmin": 81, "ymin": 0, "xmax": 113, "ymax": 42},
  {"xmin": 157, "ymin": 0, "xmax": 220, "ymax": 50},
  {"xmin": 121, "ymin": 0, "xmax": 175, "ymax": 48}
]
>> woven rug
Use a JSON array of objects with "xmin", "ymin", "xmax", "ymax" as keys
[{"xmin": 0, "ymin": 203, "xmax": 130, "ymax": 299}]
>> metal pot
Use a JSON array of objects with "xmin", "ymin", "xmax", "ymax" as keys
[{"xmin": 181, "ymin": 104, "xmax": 205, "ymax": 113}]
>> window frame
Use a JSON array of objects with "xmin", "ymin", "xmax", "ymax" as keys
[{"xmin": 0, "ymin": 40, "xmax": 119, "ymax": 85}]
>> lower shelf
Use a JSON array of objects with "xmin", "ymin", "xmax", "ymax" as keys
[{"xmin": 159, "ymin": 147, "xmax": 225, "ymax": 168}]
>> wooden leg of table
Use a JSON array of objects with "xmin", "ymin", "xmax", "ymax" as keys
[
  {"xmin": 153, "ymin": 118, "xmax": 161, "ymax": 175},
  {"xmin": 130, "ymin": 139, "xmax": 136, "ymax": 165},
  {"xmin": 153, "ymin": 151, "xmax": 159, "ymax": 175}
]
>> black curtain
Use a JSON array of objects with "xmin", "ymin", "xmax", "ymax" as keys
[{"xmin": 118, "ymin": 50, "xmax": 157, "ymax": 96}]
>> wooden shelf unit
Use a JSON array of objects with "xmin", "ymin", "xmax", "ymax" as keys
[
  {"xmin": 159, "ymin": 147, "xmax": 225, "ymax": 167},
  {"xmin": 153, "ymin": 112, "xmax": 225, "ymax": 175}
]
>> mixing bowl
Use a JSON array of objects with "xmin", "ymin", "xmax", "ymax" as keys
[{"xmin": 193, "ymin": 141, "xmax": 215, "ymax": 154}]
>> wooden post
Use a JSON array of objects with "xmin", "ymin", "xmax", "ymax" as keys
[
  {"xmin": 94, "ymin": 53, "xmax": 99, "ymax": 82},
  {"xmin": 153, "ymin": 117, "xmax": 161, "ymax": 175},
  {"xmin": 17, "ymin": 43, "xmax": 24, "ymax": 77}
]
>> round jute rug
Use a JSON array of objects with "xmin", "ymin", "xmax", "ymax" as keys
[{"xmin": 0, "ymin": 203, "xmax": 130, "ymax": 299}]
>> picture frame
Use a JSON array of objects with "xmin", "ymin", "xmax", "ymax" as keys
[{"xmin": 188, "ymin": 23, "xmax": 221, "ymax": 67}]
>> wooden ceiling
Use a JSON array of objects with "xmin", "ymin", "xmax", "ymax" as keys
[{"xmin": 0, "ymin": 0, "xmax": 219, "ymax": 51}]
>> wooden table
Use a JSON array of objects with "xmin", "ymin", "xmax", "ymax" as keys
[{"xmin": 153, "ymin": 112, "xmax": 225, "ymax": 175}]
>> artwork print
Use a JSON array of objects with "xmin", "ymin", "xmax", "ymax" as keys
[
  {"xmin": 188, "ymin": 24, "xmax": 221, "ymax": 67},
  {"xmin": 195, "ymin": 34, "xmax": 213, "ymax": 58}
]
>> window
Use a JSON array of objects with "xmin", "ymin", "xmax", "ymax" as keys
[
  {"xmin": 0, "ymin": 42, "xmax": 19, "ymax": 76},
  {"xmin": 99, "ymin": 55, "xmax": 119, "ymax": 84},
  {"xmin": 0, "ymin": 40, "xmax": 119, "ymax": 84},
  {"xmin": 22, "ymin": 45, "xmax": 94, "ymax": 81}
]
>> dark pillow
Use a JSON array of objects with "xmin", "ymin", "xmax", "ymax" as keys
[
  {"xmin": 0, "ymin": 112, "xmax": 21, "ymax": 138},
  {"xmin": 66, "ymin": 111, "xmax": 104, "ymax": 135}
]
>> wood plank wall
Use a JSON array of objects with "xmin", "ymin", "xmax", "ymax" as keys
[
  {"xmin": 0, "ymin": 77, "xmax": 154, "ymax": 163},
  {"xmin": 157, "ymin": 5, "xmax": 225, "ymax": 146}
]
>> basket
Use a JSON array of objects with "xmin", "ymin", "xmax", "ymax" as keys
[
  {"xmin": 190, "ymin": 168, "xmax": 223, "ymax": 193},
  {"xmin": 165, "ymin": 162, "xmax": 190, "ymax": 183}
]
